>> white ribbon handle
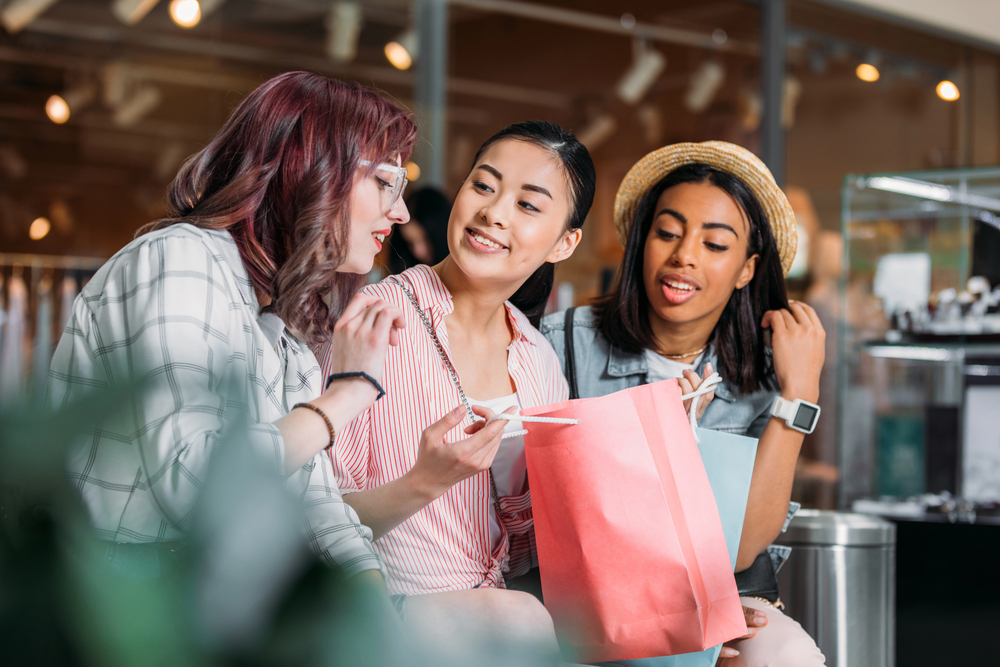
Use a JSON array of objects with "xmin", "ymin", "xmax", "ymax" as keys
[
  {"xmin": 679, "ymin": 372, "xmax": 723, "ymax": 443},
  {"xmin": 485, "ymin": 410, "xmax": 580, "ymax": 440}
]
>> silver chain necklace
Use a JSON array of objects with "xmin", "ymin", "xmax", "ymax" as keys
[{"xmin": 393, "ymin": 276, "xmax": 505, "ymax": 540}]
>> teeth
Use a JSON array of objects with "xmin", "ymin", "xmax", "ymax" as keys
[
  {"xmin": 373, "ymin": 233, "xmax": 385, "ymax": 242},
  {"xmin": 665, "ymin": 281, "xmax": 694, "ymax": 292},
  {"xmin": 471, "ymin": 231, "xmax": 503, "ymax": 249}
]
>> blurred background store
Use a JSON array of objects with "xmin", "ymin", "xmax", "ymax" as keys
[{"xmin": 0, "ymin": 1, "xmax": 998, "ymax": 664}]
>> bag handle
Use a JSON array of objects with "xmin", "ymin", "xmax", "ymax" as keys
[
  {"xmin": 680, "ymin": 372, "xmax": 723, "ymax": 443},
  {"xmin": 563, "ymin": 307, "xmax": 579, "ymax": 400}
]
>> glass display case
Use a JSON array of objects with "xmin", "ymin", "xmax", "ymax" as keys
[{"xmin": 837, "ymin": 166, "xmax": 1000, "ymax": 515}]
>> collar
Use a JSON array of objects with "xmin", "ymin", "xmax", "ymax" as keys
[
  {"xmin": 607, "ymin": 343, "xmax": 648, "ymax": 378},
  {"xmin": 394, "ymin": 265, "xmax": 535, "ymax": 347}
]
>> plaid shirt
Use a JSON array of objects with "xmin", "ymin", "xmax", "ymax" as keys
[{"xmin": 47, "ymin": 223, "xmax": 383, "ymax": 579}]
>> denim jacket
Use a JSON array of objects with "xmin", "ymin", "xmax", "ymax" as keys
[
  {"xmin": 539, "ymin": 306, "xmax": 797, "ymax": 574},
  {"xmin": 539, "ymin": 306, "xmax": 776, "ymax": 438}
]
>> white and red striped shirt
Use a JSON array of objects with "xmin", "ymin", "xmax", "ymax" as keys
[{"xmin": 319, "ymin": 265, "xmax": 568, "ymax": 596}]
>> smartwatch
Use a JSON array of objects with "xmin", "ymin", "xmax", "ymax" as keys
[{"xmin": 771, "ymin": 396, "xmax": 821, "ymax": 434}]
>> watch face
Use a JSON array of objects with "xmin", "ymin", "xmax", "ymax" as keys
[{"xmin": 792, "ymin": 403, "xmax": 819, "ymax": 431}]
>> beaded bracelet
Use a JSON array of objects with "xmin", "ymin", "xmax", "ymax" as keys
[
  {"xmin": 326, "ymin": 372, "xmax": 386, "ymax": 401},
  {"xmin": 292, "ymin": 402, "xmax": 336, "ymax": 450}
]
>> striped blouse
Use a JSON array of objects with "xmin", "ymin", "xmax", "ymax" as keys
[{"xmin": 319, "ymin": 265, "xmax": 568, "ymax": 596}]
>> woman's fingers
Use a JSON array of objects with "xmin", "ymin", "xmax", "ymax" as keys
[
  {"xmin": 358, "ymin": 299, "xmax": 387, "ymax": 331},
  {"xmin": 696, "ymin": 390, "xmax": 714, "ymax": 419},
  {"xmin": 470, "ymin": 405, "xmax": 497, "ymax": 420},
  {"xmin": 761, "ymin": 308, "xmax": 787, "ymax": 333},
  {"xmin": 743, "ymin": 605, "xmax": 768, "ymax": 627},
  {"xmin": 787, "ymin": 300, "xmax": 818, "ymax": 328},
  {"xmin": 422, "ymin": 406, "xmax": 467, "ymax": 444},
  {"xmin": 790, "ymin": 299, "xmax": 824, "ymax": 329},
  {"xmin": 338, "ymin": 292, "xmax": 381, "ymax": 325},
  {"xmin": 719, "ymin": 646, "xmax": 740, "ymax": 659}
]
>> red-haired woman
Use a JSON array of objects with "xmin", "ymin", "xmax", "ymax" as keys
[{"xmin": 46, "ymin": 72, "xmax": 507, "ymax": 606}]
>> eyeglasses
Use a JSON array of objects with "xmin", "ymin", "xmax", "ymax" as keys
[{"xmin": 359, "ymin": 159, "xmax": 408, "ymax": 210}]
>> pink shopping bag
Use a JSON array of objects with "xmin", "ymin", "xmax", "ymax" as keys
[{"xmin": 521, "ymin": 379, "xmax": 747, "ymax": 663}]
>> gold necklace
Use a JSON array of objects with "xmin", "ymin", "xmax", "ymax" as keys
[{"xmin": 660, "ymin": 344, "xmax": 707, "ymax": 360}]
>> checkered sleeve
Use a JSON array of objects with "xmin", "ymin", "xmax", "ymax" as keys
[
  {"xmin": 73, "ymin": 233, "xmax": 286, "ymax": 531},
  {"xmin": 299, "ymin": 452, "xmax": 386, "ymax": 579}
]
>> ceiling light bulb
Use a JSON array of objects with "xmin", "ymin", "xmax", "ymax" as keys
[
  {"xmin": 856, "ymin": 63, "xmax": 880, "ymax": 82},
  {"xmin": 169, "ymin": 0, "xmax": 200, "ymax": 28},
  {"xmin": 45, "ymin": 94, "xmax": 70, "ymax": 124},
  {"xmin": 936, "ymin": 80, "xmax": 960, "ymax": 101},
  {"xmin": 29, "ymin": 216, "xmax": 51, "ymax": 240},
  {"xmin": 385, "ymin": 29, "xmax": 417, "ymax": 70},
  {"xmin": 384, "ymin": 42, "xmax": 411, "ymax": 70},
  {"xmin": 405, "ymin": 161, "xmax": 421, "ymax": 181}
]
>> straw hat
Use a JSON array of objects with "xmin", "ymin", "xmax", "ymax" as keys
[{"xmin": 613, "ymin": 141, "xmax": 798, "ymax": 276}]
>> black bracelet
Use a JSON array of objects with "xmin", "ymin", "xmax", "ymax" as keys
[{"xmin": 326, "ymin": 372, "xmax": 386, "ymax": 401}]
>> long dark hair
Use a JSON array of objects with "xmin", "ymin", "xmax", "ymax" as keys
[
  {"xmin": 466, "ymin": 121, "xmax": 595, "ymax": 326},
  {"xmin": 141, "ymin": 71, "xmax": 417, "ymax": 345},
  {"xmin": 593, "ymin": 163, "xmax": 789, "ymax": 395}
]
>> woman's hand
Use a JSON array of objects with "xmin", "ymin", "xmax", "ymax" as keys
[
  {"xmin": 717, "ymin": 605, "xmax": 768, "ymax": 661},
  {"xmin": 680, "ymin": 363, "xmax": 715, "ymax": 421},
  {"xmin": 279, "ymin": 293, "xmax": 405, "ymax": 472},
  {"xmin": 761, "ymin": 300, "xmax": 825, "ymax": 402},
  {"xmin": 323, "ymin": 293, "xmax": 405, "ymax": 403},
  {"xmin": 406, "ymin": 404, "xmax": 510, "ymax": 501},
  {"xmin": 339, "ymin": 404, "xmax": 510, "ymax": 540}
]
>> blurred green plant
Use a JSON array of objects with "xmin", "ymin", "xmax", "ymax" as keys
[
  {"xmin": 0, "ymin": 385, "xmax": 408, "ymax": 667},
  {"xmin": 0, "ymin": 386, "xmax": 558, "ymax": 667}
]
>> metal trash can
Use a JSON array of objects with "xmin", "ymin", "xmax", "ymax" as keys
[{"xmin": 775, "ymin": 510, "xmax": 896, "ymax": 667}]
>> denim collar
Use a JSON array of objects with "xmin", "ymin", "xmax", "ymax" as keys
[{"xmin": 606, "ymin": 342, "xmax": 736, "ymax": 402}]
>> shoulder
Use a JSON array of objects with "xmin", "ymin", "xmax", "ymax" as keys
[
  {"xmin": 86, "ymin": 225, "xmax": 240, "ymax": 297},
  {"xmin": 365, "ymin": 265, "xmax": 442, "ymax": 310},
  {"xmin": 508, "ymin": 303, "xmax": 563, "ymax": 370},
  {"xmin": 505, "ymin": 302, "xmax": 568, "ymax": 400},
  {"xmin": 540, "ymin": 305, "xmax": 599, "ymax": 335},
  {"xmin": 539, "ymin": 306, "xmax": 605, "ymax": 359},
  {"xmin": 124, "ymin": 223, "xmax": 230, "ymax": 260}
]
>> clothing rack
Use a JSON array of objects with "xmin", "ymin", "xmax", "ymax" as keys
[{"xmin": 0, "ymin": 253, "xmax": 106, "ymax": 405}]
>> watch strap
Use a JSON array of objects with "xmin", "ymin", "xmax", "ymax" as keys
[{"xmin": 771, "ymin": 396, "xmax": 797, "ymax": 421}]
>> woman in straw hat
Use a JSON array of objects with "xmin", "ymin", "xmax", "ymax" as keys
[{"xmin": 540, "ymin": 141, "xmax": 826, "ymax": 665}]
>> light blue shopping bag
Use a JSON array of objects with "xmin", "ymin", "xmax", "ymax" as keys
[{"xmin": 598, "ymin": 427, "xmax": 758, "ymax": 667}]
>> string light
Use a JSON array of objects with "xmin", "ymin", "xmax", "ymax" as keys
[
  {"xmin": 169, "ymin": 0, "xmax": 200, "ymax": 28},
  {"xmin": 856, "ymin": 63, "xmax": 880, "ymax": 82},
  {"xmin": 936, "ymin": 80, "xmax": 960, "ymax": 101},
  {"xmin": 29, "ymin": 217, "xmax": 51, "ymax": 240}
]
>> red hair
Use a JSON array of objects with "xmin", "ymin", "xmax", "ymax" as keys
[{"xmin": 143, "ymin": 71, "xmax": 417, "ymax": 344}]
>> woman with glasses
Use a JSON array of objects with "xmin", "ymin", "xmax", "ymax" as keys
[
  {"xmin": 48, "ymin": 71, "xmax": 431, "ymax": 590},
  {"xmin": 320, "ymin": 121, "xmax": 595, "ymax": 662}
]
